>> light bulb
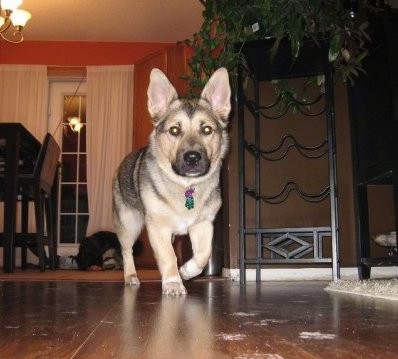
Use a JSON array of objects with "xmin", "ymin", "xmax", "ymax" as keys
[
  {"xmin": 68, "ymin": 117, "xmax": 80, "ymax": 126},
  {"xmin": 1, "ymin": 0, "xmax": 23, "ymax": 12},
  {"xmin": 10, "ymin": 8, "xmax": 31, "ymax": 28}
]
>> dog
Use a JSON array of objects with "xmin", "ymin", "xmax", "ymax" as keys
[
  {"xmin": 113, "ymin": 67, "xmax": 231, "ymax": 295},
  {"xmin": 76, "ymin": 231, "xmax": 142, "ymax": 271}
]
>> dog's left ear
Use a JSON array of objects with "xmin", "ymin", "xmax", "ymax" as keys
[
  {"xmin": 147, "ymin": 68, "xmax": 178, "ymax": 121},
  {"xmin": 201, "ymin": 68, "xmax": 231, "ymax": 121}
]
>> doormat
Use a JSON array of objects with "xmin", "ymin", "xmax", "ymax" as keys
[{"xmin": 325, "ymin": 278, "xmax": 398, "ymax": 301}]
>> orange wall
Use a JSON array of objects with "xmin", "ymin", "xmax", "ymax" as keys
[{"xmin": 0, "ymin": 41, "xmax": 173, "ymax": 65}]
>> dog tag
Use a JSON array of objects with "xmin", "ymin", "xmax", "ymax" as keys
[{"xmin": 184, "ymin": 187, "xmax": 195, "ymax": 210}]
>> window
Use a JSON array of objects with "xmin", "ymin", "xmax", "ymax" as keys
[
  {"xmin": 60, "ymin": 93, "xmax": 88, "ymax": 244},
  {"xmin": 49, "ymin": 81, "xmax": 88, "ymax": 254}
]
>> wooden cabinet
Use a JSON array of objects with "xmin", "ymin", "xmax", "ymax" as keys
[
  {"xmin": 132, "ymin": 44, "xmax": 192, "ymax": 269},
  {"xmin": 133, "ymin": 44, "xmax": 191, "ymax": 149},
  {"xmin": 348, "ymin": 10, "xmax": 398, "ymax": 278}
]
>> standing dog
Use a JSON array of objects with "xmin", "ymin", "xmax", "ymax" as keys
[{"xmin": 113, "ymin": 68, "xmax": 231, "ymax": 295}]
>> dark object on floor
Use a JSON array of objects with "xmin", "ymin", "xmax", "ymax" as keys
[{"xmin": 76, "ymin": 231, "xmax": 143, "ymax": 271}]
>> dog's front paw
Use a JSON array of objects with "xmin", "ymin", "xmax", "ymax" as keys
[
  {"xmin": 124, "ymin": 274, "xmax": 140, "ymax": 287},
  {"xmin": 162, "ymin": 277, "xmax": 187, "ymax": 296},
  {"xmin": 179, "ymin": 259, "xmax": 203, "ymax": 280}
]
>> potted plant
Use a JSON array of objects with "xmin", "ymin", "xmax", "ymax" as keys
[{"xmin": 183, "ymin": 0, "xmax": 388, "ymax": 95}]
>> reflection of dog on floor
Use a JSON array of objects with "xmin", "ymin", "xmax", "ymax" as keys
[{"xmin": 76, "ymin": 231, "xmax": 142, "ymax": 271}]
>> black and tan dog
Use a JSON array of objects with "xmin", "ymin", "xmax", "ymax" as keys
[
  {"xmin": 113, "ymin": 68, "xmax": 231, "ymax": 295},
  {"xmin": 76, "ymin": 231, "xmax": 142, "ymax": 271}
]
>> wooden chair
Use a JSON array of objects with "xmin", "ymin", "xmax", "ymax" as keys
[{"xmin": 18, "ymin": 133, "xmax": 61, "ymax": 271}]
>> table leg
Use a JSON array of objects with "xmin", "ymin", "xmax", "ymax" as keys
[{"xmin": 3, "ymin": 131, "xmax": 20, "ymax": 273}]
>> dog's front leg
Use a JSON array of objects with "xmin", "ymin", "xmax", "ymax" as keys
[
  {"xmin": 180, "ymin": 220, "xmax": 213, "ymax": 280},
  {"xmin": 146, "ymin": 224, "xmax": 187, "ymax": 295},
  {"xmin": 115, "ymin": 206, "xmax": 143, "ymax": 287},
  {"xmin": 119, "ymin": 228, "xmax": 140, "ymax": 287}
]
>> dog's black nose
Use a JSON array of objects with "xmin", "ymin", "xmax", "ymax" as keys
[{"xmin": 184, "ymin": 151, "xmax": 201, "ymax": 166}]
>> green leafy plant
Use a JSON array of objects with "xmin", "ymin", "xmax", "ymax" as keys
[{"xmin": 183, "ymin": 0, "xmax": 383, "ymax": 95}]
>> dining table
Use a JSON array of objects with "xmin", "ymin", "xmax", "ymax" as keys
[{"xmin": 0, "ymin": 123, "xmax": 41, "ymax": 273}]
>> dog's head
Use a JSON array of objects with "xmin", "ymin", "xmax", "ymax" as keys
[{"xmin": 147, "ymin": 68, "xmax": 231, "ymax": 179}]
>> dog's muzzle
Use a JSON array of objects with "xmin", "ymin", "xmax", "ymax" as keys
[{"xmin": 172, "ymin": 149, "xmax": 210, "ymax": 177}]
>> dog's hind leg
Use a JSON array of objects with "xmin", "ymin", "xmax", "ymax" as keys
[
  {"xmin": 180, "ymin": 220, "xmax": 213, "ymax": 280},
  {"xmin": 116, "ymin": 207, "xmax": 143, "ymax": 286}
]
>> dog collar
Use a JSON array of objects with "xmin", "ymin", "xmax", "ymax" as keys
[{"xmin": 184, "ymin": 187, "xmax": 195, "ymax": 210}]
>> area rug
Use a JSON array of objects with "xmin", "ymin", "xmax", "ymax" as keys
[
  {"xmin": 0, "ymin": 269, "xmax": 161, "ymax": 282},
  {"xmin": 325, "ymin": 278, "xmax": 398, "ymax": 301}
]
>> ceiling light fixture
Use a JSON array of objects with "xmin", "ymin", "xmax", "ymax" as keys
[{"xmin": 0, "ymin": 0, "xmax": 31, "ymax": 43}]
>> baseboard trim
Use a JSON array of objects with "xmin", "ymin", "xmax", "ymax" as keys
[{"xmin": 222, "ymin": 267, "xmax": 398, "ymax": 281}]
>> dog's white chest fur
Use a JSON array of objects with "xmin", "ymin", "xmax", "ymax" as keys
[
  {"xmin": 143, "ymin": 184, "xmax": 220, "ymax": 236},
  {"xmin": 170, "ymin": 214, "xmax": 195, "ymax": 235}
]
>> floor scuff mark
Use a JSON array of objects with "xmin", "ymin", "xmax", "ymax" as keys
[
  {"xmin": 235, "ymin": 354, "xmax": 285, "ymax": 359},
  {"xmin": 231, "ymin": 312, "xmax": 259, "ymax": 317},
  {"xmin": 299, "ymin": 331, "xmax": 336, "ymax": 340},
  {"xmin": 216, "ymin": 333, "xmax": 247, "ymax": 341}
]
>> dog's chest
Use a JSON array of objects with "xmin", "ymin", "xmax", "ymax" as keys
[{"xmin": 143, "ymin": 184, "xmax": 220, "ymax": 235}]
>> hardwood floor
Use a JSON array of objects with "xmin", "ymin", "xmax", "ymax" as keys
[{"xmin": 0, "ymin": 279, "xmax": 397, "ymax": 358}]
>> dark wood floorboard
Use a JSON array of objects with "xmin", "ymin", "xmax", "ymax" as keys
[{"xmin": 0, "ymin": 279, "xmax": 397, "ymax": 358}]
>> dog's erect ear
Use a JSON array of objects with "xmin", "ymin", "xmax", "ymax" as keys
[
  {"xmin": 200, "ymin": 68, "xmax": 231, "ymax": 121},
  {"xmin": 147, "ymin": 68, "xmax": 178, "ymax": 121}
]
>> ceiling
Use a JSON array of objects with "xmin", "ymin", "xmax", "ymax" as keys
[
  {"xmin": 20, "ymin": 0, "xmax": 204, "ymax": 43},
  {"xmin": 16, "ymin": 1, "xmax": 398, "ymax": 43}
]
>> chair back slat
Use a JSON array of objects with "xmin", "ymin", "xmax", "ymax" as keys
[{"xmin": 34, "ymin": 133, "xmax": 61, "ymax": 193}]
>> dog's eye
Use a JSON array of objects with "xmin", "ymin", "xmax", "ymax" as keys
[
  {"xmin": 201, "ymin": 126, "xmax": 213, "ymax": 135},
  {"xmin": 169, "ymin": 126, "xmax": 181, "ymax": 136}
]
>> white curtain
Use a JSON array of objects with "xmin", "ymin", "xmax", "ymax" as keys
[
  {"xmin": 86, "ymin": 65, "xmax": 134, "ymax": 235},
  {"xmin": 0, "ymin": 65, "xmax": 49, "ymax": 235},
  {"xmin": 0, "ymin": 65, "xmax": 48, "ymax": 140}
]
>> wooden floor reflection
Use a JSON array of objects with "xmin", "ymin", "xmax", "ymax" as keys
[{"xmin": 0, "ymin": 279, "xmax": 397, "ymax": 358}]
